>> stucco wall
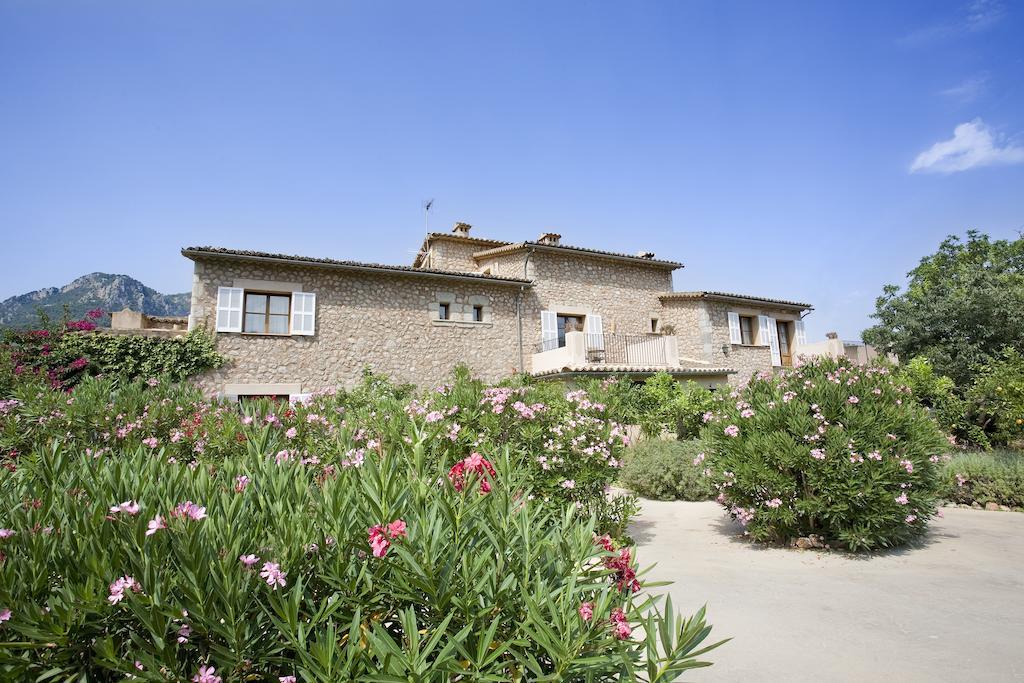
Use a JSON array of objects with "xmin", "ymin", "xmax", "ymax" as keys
[{"xmin": 189, "ymin": 257, "xmax": 524, "ymax": 393}]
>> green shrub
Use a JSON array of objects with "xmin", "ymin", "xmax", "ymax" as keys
[
  {"xmin": 2, "ymin": 311, "xmax": 223, "ymax": 393},
  {"xmin": 942, "ymin": 450, "xmax": 1024, "ymax": 508},
  {"xmin": 967, "ymin": 347, "xmax": 1024, "ymax": 448},
  {"xmin": 898, "ymin": 356, "xmax": 989, "ymax": 448},
  {"xmin": 619, "ymin": 440, "xmax": 714, "ymax": 501},
  {"xmin": 700, "ymin": 356, "xmax": 947, "ymax": 551},
  {"xmin": 598, "ymin": 373, "xmax": 714, "ymax": 439}
]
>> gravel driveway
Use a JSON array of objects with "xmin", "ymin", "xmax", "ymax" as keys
[{"xmin": 632, "ymin": 500, "xmax": 1024, "ymax": 682}]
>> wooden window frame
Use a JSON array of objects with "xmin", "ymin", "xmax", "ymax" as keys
[
  {"xmin": 739, "ymin": 315, "xmax": 755, "ymax": 345},
  {"xmin": 242, "ymin": 291, "xmax": 292, "ymax": 336},
  {"xmin": 471, "ymin": 304, "xmax": 484, "ymax": 322}
]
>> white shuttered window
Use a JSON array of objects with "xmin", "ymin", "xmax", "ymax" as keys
[
  {"xmin": 585, "ymin": 314, "xmax": 605, "ymax": 351},
  {"xmin": 728, "ymin": 312, "xmax": 742, "ymax": 344},
  {"xmin": 215, "ymin": 287, "xmax": 243, "ymax": 333},
  {"xmin": 794, "ymin": 319, "xmax": 807, "ymax": 348},
  {"xmin": 540, "ymin": 311, "xmax": 558, "ymax": 351},
  {"xmin": 291, "ymin": 292, "xmax": 316, "ymax": 336}
]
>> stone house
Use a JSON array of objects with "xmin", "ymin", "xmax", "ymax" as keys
[{"xmin": 183, "ymin": 223, "xmax": 811, "ymax": 399}]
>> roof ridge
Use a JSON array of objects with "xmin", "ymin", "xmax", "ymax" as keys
[{"xmin": 181, "ymin": 246, "xmax": 532, "ymax": 285}]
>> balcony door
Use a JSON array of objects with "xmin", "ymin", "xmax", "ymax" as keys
[{"xmin": 776, "ymin": 320, "xmax": 793, "ymax": 367}]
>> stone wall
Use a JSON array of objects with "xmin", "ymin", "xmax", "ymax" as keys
[
  {"xmin": 189, "ymin": 257, "xmax": 524, "ymax": 394},
  {"xmin": 421, "ymin": 237, "xmax": 490, "ymax": 273},
  {"xmin": 475, "ymin": 249, "xmax": 675, "ymax": 360}
]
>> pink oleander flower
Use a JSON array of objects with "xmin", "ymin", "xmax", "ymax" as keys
[
  {"xmin": 368, "ymin": 524, "xmax": 390, "ymax": 558},
  {"xmin": 905, "ymin": 514, "xmax": 917, "ymax": 524},
  {"xmin": 177, "ymin": 623, "xmax": 192, "ymax": 643},
  {"xmin": 956, "ymin": 474, "xmax": 967, "ymax": 487},
  {"xmin": 387, "ymin": 519, "xmax": 407, "ymax": 539},
  {"xmin": 280, "ymin": 677, "xmax": 297, "ymax": 683},
  {"xmin": 285, "ymin": 427, "xmax": 297, "ymax": 440},
  {"xmin": 192, "ymin": 665, "xmax": 222, "ymax": 683},
  {"xmin": 108, "ymin": 575, "xmax": 140, "ymax": 604},
  {"xmin": 145, "ymin": 515, "xmax": 166, "ymax": 536},
  {"xmin": 579, "ymin": 602, "xmax": 594, "ymax": 621},
  {"xmin": 899, "ymin": 459, "xmax": 914, "ymax": 473},
  {"xmin": 0, "ymin": 529, "xmax": 15, "ymax": 539},
  {"xmin": 724, "ymin": 424, "xmax": 740, "ymax": 437},
  {"xmin": 235, "ymin": 475, "xmax": 250, "ymax": 493},
  {"xmin": 241, "ymin": 415, "xmax": 253, "ymax": 425},
  {"xmin": 0, "ymin": 608, "xmax": 10, "ymax": 623},
  {"xmin": 847, "ymin": 395, "xmax": 860, "ymax": 404},
  {"xmin": 448, "ymin": 453, "xmax": 496, "ymax": 494},
  {"xmin": 740, "ymin": 408, "xmax": 755, "ymax": 418},
  {"xmin": 810, "ymin": 448, "xmax": 825, "ymax": 460},
  {"xmin": 609, "ymin": 607, "xmax": 632, "ymax": 640},
  {"xmin": 895, "ymin": 492, "xmax": 909, "ymax": 505},
  {"xmin": 142, "ymin": 437, "xmax": 158, "ymax": 448},
  {"xmin": 146, "ymin": 377, "xmax": 160, "ymax": 386},
  {"xmin": 561, "ymin": 479, "xmax": 576, "ymax": 489},
  {"xmin": 109, "ymin": 500, "xmax": 141, "ymax": 516},
  {"xmin": 693, "ymin": 452, "xmax": 706, "ymax": 466},
  {"xmin": 239, "ymin": 554, "xmax": 259, "ymax": 567},
  {"xmin": 765, "ymin": 498, "xmax": 783, "ymax": 508},
  {"xmin": 260, "ymin": 561, "xmax": 287, "ymax": 589},
  {"xmin": 172, "ymin": 501, "xmax": 207, "ymax": 521}
]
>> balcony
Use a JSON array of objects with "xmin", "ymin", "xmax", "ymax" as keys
[{"xmin": 531, "ymin": 331, "xmax": 681, "ymax": 375}]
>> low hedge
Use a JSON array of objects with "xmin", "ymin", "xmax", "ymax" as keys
[
  {"xmin": 942, "ymin": 450, "xmax": 1024, "ymax": 509},
  {"xmin": 618, "ymin": 439, "xmax": 714, "ymax": 501}
]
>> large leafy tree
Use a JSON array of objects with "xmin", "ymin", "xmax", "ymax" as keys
[{"xmin": 863, "ymin": 230, "xmax": 1024, "ymax": 387}]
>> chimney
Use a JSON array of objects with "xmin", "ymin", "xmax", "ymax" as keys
[
  {"xmin": 826, "ymin": 331, "xmax": 839, "ymax": 339},
  {"xmin": 635, "ymin": 250, "xmax": 656, "ymax": 259},
  {"xmin": 537, "ymin": 232, "xmax": 561, "ymax": 246},
  {"xmin": 451, "ymin": 222, "xmax": 472, "ymax": 237}
]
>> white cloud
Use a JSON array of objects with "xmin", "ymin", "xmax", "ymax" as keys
[
  {"xmin": 899, "ymin": 0, "xmax": 1006, "ymax": 46},
  {"xmin": 910, "ymin": 119, "xmax": 1024, "ymax": 174},
  {"xmin": 938, "ymin": 73, "xmax": 989, "ymax": 102}
]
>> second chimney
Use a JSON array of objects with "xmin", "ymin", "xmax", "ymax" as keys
[
  {"xmin": 537, "ymin": 232, "xmax": 562, "ymax": 246},
  {"xmin": 452, "ymin": 222, "xmax": 472, "ymax": 237}
]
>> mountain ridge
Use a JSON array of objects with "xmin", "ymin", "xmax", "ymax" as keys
[{"xmin": 0, "ymin": 273, "xmax": 190, "ymax": 328}]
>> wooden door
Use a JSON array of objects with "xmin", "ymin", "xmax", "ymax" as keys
[{"xmin": 776, "ymin": 320, "xmax": 792, "ymax": 367}]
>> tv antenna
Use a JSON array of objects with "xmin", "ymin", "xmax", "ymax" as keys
[{"xmin": 422, "ymin": 199, "xmax": 434, "ymax": 267}]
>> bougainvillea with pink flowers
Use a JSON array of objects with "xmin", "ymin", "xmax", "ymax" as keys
[{"xmin": 701, "ymin": 356, "xmax": 947, "ymax": 551}]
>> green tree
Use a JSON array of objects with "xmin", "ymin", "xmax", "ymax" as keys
[{"xmin": 863, "ymin": 230, "xmax": 1024, "ymax": 387}]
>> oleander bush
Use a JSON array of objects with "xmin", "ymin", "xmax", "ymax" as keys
[
  {"xmin": 619, "ymin": 440, "xmax": 714, "ymax": 501},
  {"xmin": 700, "ymin": 356, "xmax": 947, "ymax": 551},
  {"xmin": 0, "ymin": 367, "xmax": 725, "ymax": 679},
  {"xmin": 942, "ymin": 450, "xmax": 1024, "ymax": 509}
]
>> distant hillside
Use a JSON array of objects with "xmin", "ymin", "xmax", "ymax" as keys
[{"xmin": 0, "ymin": 273, "xmax": 190, "ymax": 328}]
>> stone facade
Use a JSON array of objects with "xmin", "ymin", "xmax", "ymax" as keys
[
  {"xmin": 188, "ymin": 257, "xmax": 525, "ymax": 394},
  {"xmin": 183, "ymin": 230, "xmax": 812, "ymax": 396}
]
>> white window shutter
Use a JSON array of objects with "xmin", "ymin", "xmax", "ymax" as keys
[
  {"xmin": 291, "ymin": 292, "xmax": 316, "ymax": 336},
  {"xmin": 586, "ymin": 314, "xmax": 605, "ymax": 350},
  {"xmin": 767, "ymin": 317, "xmax": 782, "ymax": 366},
  {"xmin": 215, "ymin": 287, "xmax": 243, "ymax": 333},
  {"xmin": 794, "ymin": 319, "xmax": 807, "ymax": 347},
  {"xmin": 728, "ymin": 311, "xmax": 742, "ymax": 344},
  {"xmin": 540, "ymin": 310, "xmax": 557, "ymax": 351},
  {"xmin": 757, "ymin": 315, "xmax": 771, "ymax": 346}
]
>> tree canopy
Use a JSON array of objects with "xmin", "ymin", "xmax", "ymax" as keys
[{"xmin": 863, "ymin": 230, "xmax": 1024, "ymax": 387}]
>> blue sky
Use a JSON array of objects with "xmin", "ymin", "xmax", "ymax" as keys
[{"xmin": 1, "ymin": 1, "xmax": 1022, "ymax": 340}]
